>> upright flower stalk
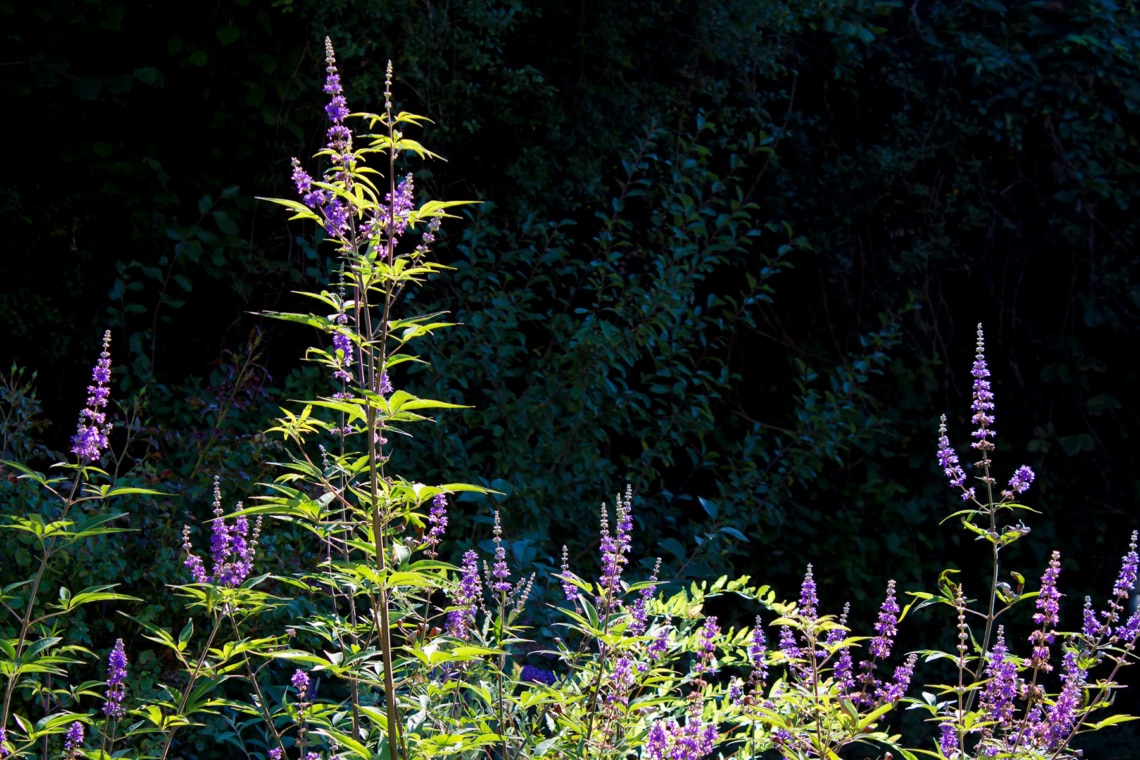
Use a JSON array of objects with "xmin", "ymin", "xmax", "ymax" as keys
[
  {"xmin": 912, "ymin": 325, "xmax": 1140, "ymax": 760},
  {"xmin": 264, "ymin": 36, "xmax": 476, "ymax": 760}
]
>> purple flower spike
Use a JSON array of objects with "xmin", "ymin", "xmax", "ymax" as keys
[
  {"xmin": 970, "ymin": 324, "xmax": 996, "ymax": 459},
  {"xmin": 447, "ymin": 550, "xmax": 481, "ymax": 639},
  {"xmin": 559, "ymin": 545, "xmax": 578, "ymax": 603},
  {"xmin": 980, "ymin": 627, "xmax": 1019, "ymax": 730},
  {"xmin": 693, "ymin": 616, "xmax": 719, "ymax": 676},
  {"xmin": 1030, "ymin": 550, "xmax": 1062, "ymax": 670},
  {"xmin": 291, "ymin": 668, "xmax": 311, "ymax": 696},
  {"xmin": 799, "ymin": 564, "xmax": 818, "ymax": 620},
  {"xmin": 939, "ymin": 723, "xmax": 959, "ymax": 759},
  {"xmin": 64, "ymin": 721, "xmax": 84, "ymax": 758},
  {"xmin": 71, "ymin": 330, "xmax": 113, "ymax": 463},
  {"xmin": 322, "ymin": 38, "xmax": 351, "ymax": 154},
  {"xmin": 423, "ymin": 493, "xmax": 448, "ymax": 558},
  {"xmin": 1034, "ymin": 550, "xmax": 1062, "ymax": 629},
  {"xmin": 877, "ymin": 652, "xmax": 917, "ymax": 704},
  {"xmin": 937, "ymin": 415, "xmax": 968, "ymax": 491},
  {"xmin": 104, "ymin": 638, "xmax": 128, "ymax": 719},
  {"xmin": 182, "ymin": 478, "xmax": 262, "ymax": 587},
  {"xmin": 1003, "ymin": 465, "xmax": 1035, "ymax": 499},
  {"xmin": 1113, "ymin": 531, "xmax": 1139, "ymax": 602},
  {"xmin": 870, "ymin": 580, "xmax": 899, "ymax": 660},
  {"xmin": 490, "ymin": 511, "xmax": 511, "ymax": 592}
]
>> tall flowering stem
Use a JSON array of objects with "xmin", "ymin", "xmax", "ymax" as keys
[
  {"xmin": 935, "ymin": 323, "xmax": 1037, "ymax": 694},
  {"xmin": 263, "ymin": 36, "xmax": 478, "ymax": 760}
]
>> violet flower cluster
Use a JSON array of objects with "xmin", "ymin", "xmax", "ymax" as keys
[
  {"xmin": 447, "ymin": 549, "xmax": 482, "ymax": 639},
  {"xmin": 422, "ymin": 493, "xmax": 448, "ymax": 559},
  {"xmin": 596, "ymin": 486, "xmax": 634, "ymax": 611},
  {"xmin": 182, "ymin": 477, "xmax": 263, "ymax": 588},
  {"xmin": 64, "ymin": 721, "xmax": 83, "ymax": 759},
  {"xmin": 104, "ymin": 638, "xmax": 128, "ymax": 719},
  {"xmin": 70, "ymin": 329, "xmax": 113, "ymax": 463},
  {"xmin": 936, "ymin": 325, "xmax": 1036, "ymax": 503}
]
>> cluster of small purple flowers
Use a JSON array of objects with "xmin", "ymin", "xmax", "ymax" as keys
[
  {"xmin": 1029, "ymin": 550, "xmax": 1062, "ymax": 670},
  {"xmin": 64, "ymin": 721, "xmax": 83, "ymax": 759},
  {"xmin": 331, "ymin": 312, "xmax": 355, "ymax": 388},
  {"xmin": 182, "ymin": 478, "xmax": 262, "ymax": 587},
  {"xmin": 979, "ymin": 628, "xmax": 1019, "ymax": 731},
  {"xmin": 692, "ymin": 617, "xmax": 719, "ymax": 678},
  {"xmin": 798, "ymin": 564, "xmax": 818, "ymax": 621},
  {"xmin": 447, "ymin": 550, "xmax": 481, "ymax": 639},
  {"xmin": 489, "ymin": 510, "xmax": 512, "ymax": 593},
  {"xmin": 71, "ymin": 330, "xmax": 113, "ymax": 463},
  {"xmin": 936, "ymin": 325, "xmax": 1036, "ymax": 503},
  {"xmin": 104, "ymin": 638, "xmax": 128, "ymax": 719},
  {"xmin": 644, "ymin": 715, "xmax": 718, "ymax": 760},
  {"xmin": 969, "ymin": 324, "xmax": 996, "ymax": 462},
  {"xmin": 869, "ymin": 580, "xmax": 898, "ymax": 660},
  {"xmin": 597, "ymin": 486, "xmax": 634, "ymax": 610},
  {"xmin": 289, "ymin": 39, "xmax": 353, "ymax": 238},
  {"xmin": 422, "ymin": 493, "xmax": 448, "ymax": 559},
  {"xmin": 628, "ymin": 559, "xmax": 661, "ymax": 636}
]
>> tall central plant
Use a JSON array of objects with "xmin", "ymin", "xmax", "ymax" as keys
[{"xmin": 260, "ymin": 39, "xmax": 483, "ymax": 760}]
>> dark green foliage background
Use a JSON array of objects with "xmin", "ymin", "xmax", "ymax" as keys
[{"xmin": 2, "ymin": 0, "xmax": 1139, "ymax": 754}]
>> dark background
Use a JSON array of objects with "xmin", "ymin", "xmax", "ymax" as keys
[{"xmin": 2, "ymin": 0, "xmax": 1139, "ymax": 755}]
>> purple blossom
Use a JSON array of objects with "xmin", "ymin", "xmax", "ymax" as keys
[
  {"xmin": 1113, "ymin": 531, "xmax": 1138, "ymax": 602},
  {"xmin": 834, "ymin": 647, "xmax": 855, "ymax": 692},
  {"xmin": 64, "ymin": 721, "xmax": 83, "ymax": 757},
  {"xmin": 870, "ymin": 580, "xmax": 899, "ymax": 660},
  {"xmin": 937, "ymin": 415, "xmax": 970, "ymax": 493},
  {"xmin": 644, "ymin": 717, "xmax": 717, "ymax": 760},
  {"xmin": 0, "ymin": 727, "xmax": 7, "ymax": 759},
  {"xmin": 877, "ymin": 652, "xmax": 916, "ymax": 704},
  {"xmin": 1003, "ymin": 465, "xmax": 1035, "ymax": 499},
  {"xmin": 980, "ymin": 627, "xmax": 1019, "ymax": 730},
  {"xmin": 1082, "ymin": 597, "xmax": 1101, "ymax": 638},
  {"xmin": 71, "ymin": 330, "xmax": 113, "ymax": 463},
  {"xmin": 778, "ymin": 626, "xmax": 800, "ymax": 663},
  {"xmin": 648, "ymin": 626, "xmax": 670, "ymax": 660},
  {"xmin": 798, "ymin": 564, "xmax": 818, "ymax": 620},
  {"xmin": 1040, "ymin": 649, "xmax": 1086, "ymax": 751},
  {"xmin": 377, "ymin": 371, "xmax": 393, "ymax": 396},
  {"xmin": 423, "ymin": 493, "xmax": 448, "ymax": 558},
  {"xmin": 104, "ymin": 638, "xmax": 127, "ymax": 719},
  {"xmin": 825, "ymin": 602, "xmax": 850, "ymax": 647},
  {"xmin": 383, "ymin": 173, "xmax": 415, "ymax": 240},
  {"xmin": 559, "ymin": 545, "xmax": 578, "ymax": 602},
  {"xmin": 322, "ymin": 38, "xmax": 351, "ymax": 153},
  {"xmin": 970, "ymin": 324, "xmax": 996, "ymax": 458},
  {"xmin": 628, "ymin": 558, "xmax": 660, "ymax": 635},
  {"xmin": 332, "ymin": 313, "xmax": 354, "ymax": 384},
  {"xmin": 597, "ymin": 487, "xmax": 634, "ymax": 608},
  {"xmin": 291, "ymin": 668, "xmax": 311, "ymax": 697},
  {"xmin": 291, "ymin": 159, "xmax": 325, "ymax": 209},
  {"xmin": 1030, "ymin": 551, "xmax": 1062, "ymax": 669},
  {"xmin": 182, "ymin": 478, "xmax": 262, "ymax": 587},
  {"xmin": 939, "ymin": 723, "xmax": 959, "ymax": 759},
  {"xmin": 447, "ymin": 550, "xmax": 481, "ymax": 638},
  {"xmin": 490, "ymin": 511, "xmax": 511, "ymax": 592},
  {"xmin": 269, "ymin": 749, "xmax": 283, "ymax": 760},
  {"xmin": 693, "ymin": 616, "xmax": 718, "ymax": 676},
  {"xmin": 1034, "ymin": 551, "xmax": 1062, "ymax": 629},
  {"xmin": 1121, "ymin": 606, "xmax": 1140, "ymax": 642}
]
